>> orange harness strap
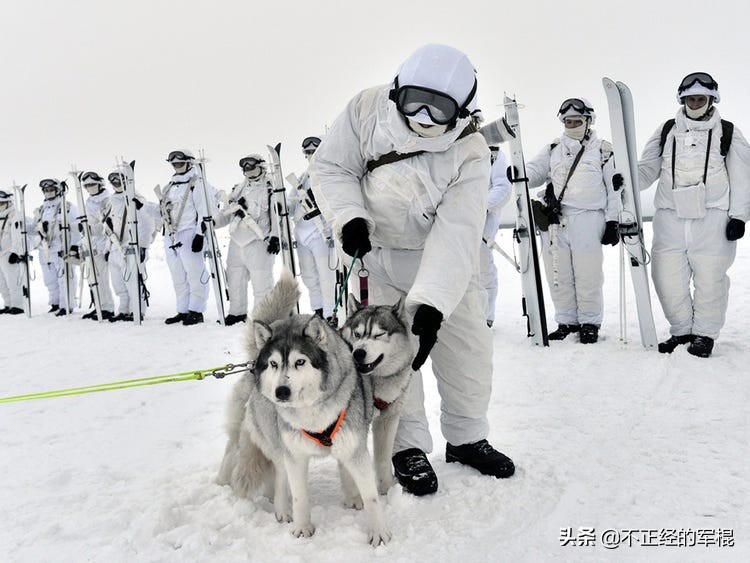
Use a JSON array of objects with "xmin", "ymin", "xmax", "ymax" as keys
[{"xmin": 301, "ymin": 408, "xmax": 347, "ymax": 447}]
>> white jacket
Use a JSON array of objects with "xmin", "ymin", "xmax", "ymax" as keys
[
  {"xmin": 526, "ymin": 129, "xmax": 619, "ymax": 221},
  {"xmin": 0, "ymin": 206, "xmax": 26, "ymax": 255},
  {"xmin": 310, "ymin": 84, "xmax": 490, "ymax": 317},
  {"xmin": 160, "ymin": 167, "xmax": 213, "ymax": 235},
  {"xmin": 84, "ymin": 190, "xmax": 111, "ymax": 254},
  {"xmin": 483, "ymin": 151, "xmax": 512, "ymax": 240},
  {"xmin": 108, "ymin": 192, "xmax": 157, "ymax": 251},
  {"xmin": 638, "ymin": 108, "xmax": 750, "ymax": 221},
  {"xmin": 214, "ymin": 177, "xmax": 273, "ymax": 246},
  {"xmin": 288, "ymin": 171, "xmax": 332, "ymax": 246},
  {"xmin": 33, "ymin": 197, "xmax": 81, "ymax": 253}
]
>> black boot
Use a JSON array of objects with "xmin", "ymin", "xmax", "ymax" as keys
[
  {"xmin": 658, "ymin": 334, "xmax": 693, "ymax": 354},
  {"xmin": 548, "ymin": 324, "xmax": 580, "ymax": 340},
  {"xmin": 687, "ymin": 335, "xmax": 714, "ymax": 358},
  {"xmin": 101, "ymin": 310, "xmax": 115, "ymax": 321},
  {"xmin": 55, "ymin": 308, "xmax": 69, "ymax": 317},
  {"xmin": 392, "ymin": 448, "xmax": 438, "ymax": 496},
  {"xmin": 579, "ymin": 324, "xmax": 599, "ymax": 344},
  {"xmin": 48, "ymin": 304, "xmax": 60, "ymax": 313},
  {"xmin": 224, "ymin": 314, "xmax": 247, "ymax": 326},
  {"xmin": 7, "ymin": 307, "xmax": 24, "ymax": 315},
  {"xmin": 0, "ymin": 307, "xmax": 9, "ymax": 314},
  {"xmin": 82, "ymin": 309, "xmax": 98, "ymax": 320},
  {"xmin": 165, "ymin": 312, "xmax": 187, "ymax": 325},
  {"xmin": 182, "ymin": 310, "xmax": 204, "ymax": 326},
  {"xmin": 445, "ymin": 439, "xmax": 515, "ymax": 479}
]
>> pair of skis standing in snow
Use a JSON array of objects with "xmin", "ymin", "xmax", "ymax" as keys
[{"xmin": 502, "ymin": 73, "xmax": 748, "ymax": 358}]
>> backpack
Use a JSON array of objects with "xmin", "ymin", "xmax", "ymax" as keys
[{"xmin": 658, "ymin": 118, "xmax": 734, "ymax": 158}]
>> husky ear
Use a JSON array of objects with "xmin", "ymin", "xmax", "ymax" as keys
[
  {"xmin": 347, "ymin": 293, "xmax": 362, "ymax": 314},
  {"xmin": 303, "ymin": 315, "xmax": 328, "ymax": 345},
  {"xmin": 392, "ymin": 297, "xmax": 407, "ymax": 319},
  {"xmin": 253, "ymin": 320, "xmax": 273, "ymax": 348}
]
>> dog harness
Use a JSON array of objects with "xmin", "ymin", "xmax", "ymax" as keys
[
  {"xmin": 301, "ymin": 408, "xmax": 347, "ymax": 447},
  {"xmin": 373, "ymin": 397, "xmax": 391, "ymax": 410}
]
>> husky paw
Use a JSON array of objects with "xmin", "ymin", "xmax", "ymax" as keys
[
  {"xmin": 291, "ymin": 523, "xmax": 315, "ymax": 538},
  {"xmin": 275, "ymin": 509, "xmax": 292, "ymax": 523},
  {"xmin": 368, "ymin": 527, "xmax": 392, "ymax": 546},
  {"xmin": 343, "ymin": 495, "xmax": 364, "ymax": 510},
  {"xmin": 377, "ymin": 475, "xmax": 396, "ymax": 496}
]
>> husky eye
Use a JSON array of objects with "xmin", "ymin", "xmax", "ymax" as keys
[
  {"xmin": 373, "ymin": 332, "xmax": 386, "ymax": 339},
  {"xmin": 295, "ymin": 359, "xmax": 306, "ymax": 368},
  {"xmin": 269, "ymin": 360, "xmax": 278, "ymax": 369},
  {"xmin": 353, "ymin": 330, "xmax": 362, "ymax": 338}
]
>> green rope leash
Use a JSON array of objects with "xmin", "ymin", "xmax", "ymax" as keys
[
  {"xmin": 330, "ymin": 251, "xmax": 360, "ymax": 320},
  {"xmin": 0, "ymin": 362, "xmax": 251, "ymax": 404}
]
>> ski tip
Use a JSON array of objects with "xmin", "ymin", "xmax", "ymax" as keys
[{"xmin": 274, "ymin": 142, "xmax": 281, "ymax": 155}]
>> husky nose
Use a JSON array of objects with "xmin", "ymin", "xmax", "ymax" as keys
[
  {"xmin": 353, "ymin": 348, "xmax": 366, "ymax": 363},
  {"xmin": 275, "ymin": 386, "xmax": 291, "ymax": 401}
]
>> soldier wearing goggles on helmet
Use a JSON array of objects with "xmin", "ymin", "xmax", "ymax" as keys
[
  {"xmin": 0, "ymin": 190, "xmax": 28, "ymax": 314},
  {"xmin": 638, "ymin": 72, "xmax": 750, "ymax": 358}
]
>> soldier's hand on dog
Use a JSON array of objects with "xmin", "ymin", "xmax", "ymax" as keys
[{"xmin": 411, "ymin": 304, "xmax": 443, "ymax": 370}]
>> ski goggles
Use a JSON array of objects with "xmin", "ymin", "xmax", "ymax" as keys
[
  {"xmin": 558, "ymin": 98, "xmax": 594, "ymax": 116},
  {"xmin": 39, "ymin": 179, "xmax": 59, "ymax": 190},
  {"xmin": 393, "ymin": 85, "xmax": 465, "ymax": 125},
  {"xmin": 301, "ymin": 136, "xmax": 321, "ymax": 150},
  {"xmin": 108, "ymin": 172, "xmax": 124, "ymax": 184},
  {"xmin": 166, "ymin": 150, "xmax": 194, "ymax": 163},
  {"xmin": 239, "ymin": 156, "xmax": 265, "ymax": 169},
  {"xmin": 81, "ymin": 171, "xmax": 104, "ymax": 184},
  {"xmin": 678, "ymin": 72, "xmax": 718, "ymax": 95},
  {"xmin": 0, "ymin": 190, "xmax": 12, "ymax": 201}
]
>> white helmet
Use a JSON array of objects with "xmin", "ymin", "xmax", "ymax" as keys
[
  {"xmin": 676, "ymin": 72, "xmax": 720, "ymax": 103},
  {"xmin": 166, "ymin": 149, "xmax": 195, "ymax": 163},
  {"xmin": 238, "ymin": 153, "xmax": 267, "ymax": 170},
  {"xmin": 390, "ymin": 44, "xmax": 478, "ymax": 126},
  {"xmin": 557, "ymin": 97, "xmax": 596, "ymax": 125}
]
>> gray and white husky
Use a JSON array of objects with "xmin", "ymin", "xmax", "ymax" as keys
[
  {"xmin": 218, "ymin": 270, "xmax": 391, "ymax": 546},
  {"xmin": 342, "ymin": 294, "xmax": 414, "ymax": 495}
]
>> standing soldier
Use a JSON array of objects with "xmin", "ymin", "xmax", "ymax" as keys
[
  {"xmin": 214, "ymin": 154, "xmax": 279, "ymax": 326},
  {"xmin": 288, "ymin": 136, "xmax": 337, "ymax": 319},
  {"xmin": 0, "ymin": 190, "xmax": 26, "ymax": 314}
]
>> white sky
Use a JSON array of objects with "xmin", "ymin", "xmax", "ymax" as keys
[{"xmin": 3, "ymin": 0, "xmax": 749, "ymax": 209}]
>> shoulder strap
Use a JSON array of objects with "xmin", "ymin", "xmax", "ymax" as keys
[
  {"xmin": 557, "ymin": 143, "xmax": 587, "ymax": 205},
  {"xmin": 658, "ymin": 119, "xmax": 676, "ymax": 157},
  {"xmin": 366, "ymin": 122, "xmax": 478, "ymax": 173},
  {"xmin": 720, "ymin": 119, "xmax": 734, "ymax": 158}
]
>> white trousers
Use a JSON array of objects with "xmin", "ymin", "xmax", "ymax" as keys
[
  {"xmin": 297, "ymin": 236, "xmax": 337, "ymax": 317},
  {"xmin": 652, "ymin": 208, "xmax": 736, "ymax": 339},
  {"xmin": 164, "ymin": 229, "xmax": 208, "ymax": 313},
  {"xmin": 361, "ymin": 247, "xmax": 493, "ymax": 454},
  {"xmin": 38, "ymin": 250, "xmax": 77, "ymax": 311},
  {"xmin": 478, "ymin": 242, "xmax": 498, "ymax": 323},
  {"xmin": 109, "ymin": 247, "xmax": 149, "ymax": 316},
  {"xmin": 0, "ymin": 252, "xmax": 24, "ymax": 308},
  {"xmin": 225, "ymin": 238, "xmax": 275, "ymax": 316},
  {"xmin": 540, "ymin": 210, "xmax": 605, "ymax": 326},
  {"xmin": 83, "ymin": 252, "xmax": 114, "ymax": 312}
]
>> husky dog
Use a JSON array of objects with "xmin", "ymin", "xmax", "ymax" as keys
[
  {"xmin": 342, "ymin": 294, "xmax": 414, "ymax": 495},
  {"xmin": 219, "ymin": 270, "xmax": 391, "ymax": 546}
]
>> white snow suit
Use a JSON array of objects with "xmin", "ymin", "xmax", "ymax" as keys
[
  {"xmin": 0, "ymin": 204, "xmax": 26, "ymax": 309},
  {"xmin": 214, "ymin": 176, "xmax": 275, "ymax": 315},
  {"xmin": 83, "ymin": 190, "xmax": 114, "ymax": 313},
  {"xmin": 159, "ymin": 167, "xmax": 211, "ymax": 314},
  {"xmin": 310, "ymin": 84, "xmax": 492, "ymax": 453},
  {"xmin": 480, "ymin": 151, "xmax": 512, "ymax": 324},
  {"xmin": 638, "ymin": 108, "xmax": 750, "ymax": 339},
  {"xmin": 526, "ymin": 130, "xmax": 619, "ymax": 326},
  {"xmin": 33, "ymin": 196, "xmax": 81, "ymax": 311},
  {"xmin": 288, "ymin": 171, "xmax": 336, "ymax": 317},
  {"xmin": 107, "ymin": 191, "xmax": 157, "ymax": 316}
]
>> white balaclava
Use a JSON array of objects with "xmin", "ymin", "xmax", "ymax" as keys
[
  {"xmin": 395, "ymin": 43, "xmax": 478, "ymax": 137},
  {"xmin": 563, "ymin": 117, "xmax": 589, "ymax": 141}
]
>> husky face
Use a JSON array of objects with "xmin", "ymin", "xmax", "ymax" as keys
[
  {"xmin": 342, "ymin": 295, "xmax": 412, "ymax": 376},
  {"xmin": 253, "ymin": 316, "xmax": 331, "ymax": 408}
]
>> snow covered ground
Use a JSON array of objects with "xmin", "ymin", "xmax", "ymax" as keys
[{"xmin": 2, "ymin": 225, "xmax": 748, "ymax": 562}]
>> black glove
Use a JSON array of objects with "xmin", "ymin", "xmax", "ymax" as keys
[
  {"xmin": 133, "ymin": 198, "xmax": 144, "ymax": 210},
  {"xmin": 726, "ymin": 218, "xmax": 745, "ymax": 241},
  {"xmin": 104, "ymin": 251, "xmax": 110, "ymax": 262},
  {"xmin": 191, "ymin": 234, "xmax": 204, "ymax": 252},
  {"xmin": 237, "ymin": 197, "xmax": 247, "ymax": 209},
  {"xmin": 612, "ymin": 173, "xmax": 624, "ymax": 191},
  {"xmin": 601, "ymin": 221, "xmax": 620, "ymax": 246},
  {"xmin": 506, "ymin": 165, "xmax": 520, "ymax": 182},
  {"xmin": 266, "ymin": 236, "xmax": 280, "ymax": 254},
  {"xmin": 139, "ymin": 247, "xmax": 147, "ymax": 263},
  {"xmin": 69, "ymin": 245, "xmax": 80, "ymax": 259},
  {"xmin": 340, "ymin": 218, "xmax": 372, "ymax": 258},
  {"xmin": 77, "ymin": 223, "xmax": 84, "ymax": 233},
  {"xmin": 105, "ymin": 217, "xmax": 114, "ymax": 231},
  {"xmin": 42, "ymin": 220, "xmax": 49, "ymax": 233},
  {"xmin": 234, "ymin": 208, "xmax": 246, "ymax": 219},
  {"xmin": 8, "ymin": 252, "xmax": 20, "ymax": 265},
  {"xmin": 411, "ymin": 304, "xmax": 444, "ymax": 370}
]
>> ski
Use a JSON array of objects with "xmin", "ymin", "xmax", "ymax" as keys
[
  {"xmin": 118, "ymin": 159, "xmax": 145, "ymax": 325},
  {"xmin": 12, "ymin": 182, "xmax": 32, "ymax": 317},
  {"xmin": 194, "ymin": 152, "xmax": 229, "ymax": 325},
  {"xmin": 503, "ymin": 95, "xmax": 549, "ymax": 346},
  {"xmin": 58, "ymin": 180, "xmax": 75, "ymax": 314},
  {"xmin": 602, "ymin": 78, "xmax": 658, "ymax": 349},
  {"xmin": 70, "ymin": 168, "xmax": 104, "ymax": 322},
  {"xmin": 267, "ymin": 143, "xmax": 297, "ymax": 278}
]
